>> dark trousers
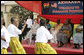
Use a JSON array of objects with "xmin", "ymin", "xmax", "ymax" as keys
[
  {"xmin": 27, "ymin": 28, "xmax": 31, "ymax": 32},
  {"xmin": 19, "ymin": 34, "xmax": 24, "ymax": 42},
  {"xmin": 68, "ymin": 24, "xmax": 74, "ymax": 44},
  {"xmin": 19, "ymin": 28, "xmax": 31, "ymax": 42}
]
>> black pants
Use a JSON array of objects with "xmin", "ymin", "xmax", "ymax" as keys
[
  {"xmin": 26, "ymin": 28, "xmax": 31, "ymax": 32},
  {"xmin": 19, "ymin": 34, "xmax": 24, "ymax": 42},
  {"xmin": 68, "ymin": 25, "xmax": 74, "ymax": 43},
  {"xmin": 19, "ymin": 28, "xmax": 31, "ymax": 42}
]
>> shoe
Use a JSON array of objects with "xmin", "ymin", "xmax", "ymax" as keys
[
  {"xmin": 76, "ymin": 47, "xmax": 80, "ymax": 49},
  {"xmin": 57, "ymin": 46, "xmax": 61, "ymax": 48},
  {"xmin": 57, "ymin": 45, "xmax": 63, "ymax": 48},
  {"xmin": 72, "ymin": 47, "xmax": 77, "ymax": 49}
]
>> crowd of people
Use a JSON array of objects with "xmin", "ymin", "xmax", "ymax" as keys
[{"xmin": 1, "ymin": 15, "xmax": 83, "ymax": 54}]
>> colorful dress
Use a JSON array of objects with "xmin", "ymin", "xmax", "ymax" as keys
[
  {"xmin": 73, "ymin": 25, "xmax": 83, "ymax": 45},
  {"xmin": 50, "ymin": 23, "xmax": 63, "ymax": 43},
  {"xmin": 57, "ymin": 24, "xmax": 72, "ymax": 43}
]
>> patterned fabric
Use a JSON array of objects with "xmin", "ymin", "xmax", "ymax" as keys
[
  {"xmin": 9, "ymin": 37, "xmax": 26, "ymax": 54},
  {"xmin": 54, "ymin": 23, "xmax": 63, "ymax": 31},
  {"xmin": 50, "ymin": 23, "xmax": 63, "ymax": 43},
  {"xmin": 61, "ymin": 24, "xmax": 72, "ymax": 39},
  {"xmin": 73, "ymin": 25, "xmax": 83, "ymax": 45},
  {"xmin": 73, "ymin": 33, "xmax": 83, "ymax": 45},
  {"xmin": 73, "ymin": 24, "xmax": 79, "ymax": 36},
  {"xmin": 57, "ymin": 32, "xmax": 67, "ymax": 43},
  {"xmin": 63, "ymin": 30, "xmax": 70, "ymax": 39},
  {"xmin": 50, "ymin": 28, "xmax": 57, "ymax": 43},
  {"xmin": 35, "ymin": 42, "xmax": 57, "ymax": 54},
  {"xmin": 1, "ymin": 48, "xmax": 7, "ymax": 54}
]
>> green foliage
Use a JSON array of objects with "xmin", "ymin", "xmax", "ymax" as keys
[{"xmin": 10, "ymin": 6, "xmax": 33, "ymax": 19}]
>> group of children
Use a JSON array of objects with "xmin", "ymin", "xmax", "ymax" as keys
[
  {"xmin": 1, "ymin": 17, "xmax": 57, "ymax": 54},
  {"xmin": 1, "ymin": 16, "xmax": 83, "ymax": 54}
]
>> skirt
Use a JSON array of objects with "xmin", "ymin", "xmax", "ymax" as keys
[
  {"xmin": 1, "ymin": 48, "xmax": 7, "ymax": 54},
  {"xmin": 63, "ymin": 30, "xmax": 70, "ymax": 39},
  {"xmin": 35, "ymin": 42, "xmax": 57, "ymax": 54},
  {"xmin": 57, "ymin": 33, "xmax": 68, "ymax": 43},
  {"xmin": 9, "ymin": 37, "xmax": 26, "ymax": 54},
  {"xmin": 73, "ymin": 33, "xmax": 83, "ymax": 45}
]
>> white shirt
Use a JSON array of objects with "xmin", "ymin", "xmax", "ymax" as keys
[
  {"xmin": 26, "ymin": 19, "xmax": 32, "ymax": 28},
  {"xmin": 1, "ymin": 26, "xmax": 10, "ymax": 49},
  {"xmin": 7, "ymin": 24, "xmax": 22, "ymax": 37},
  {"xmin": 35, "ymin": 26, "xmax": 53, "ymax": 43}
]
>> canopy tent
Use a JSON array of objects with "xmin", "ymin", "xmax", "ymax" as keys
[
  {"xmin": 15, "ymin": 1, "xmax": 83, "ymax": 24},
  {"xmin": 16, "ymin": 1, "xmax": 42, "ymax": 14}
]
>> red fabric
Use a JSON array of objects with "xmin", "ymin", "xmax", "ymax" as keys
[
  {"xmin": 7, "ymin": 44, "xmax": 83, "ymax": 54},
  {"xmin": 15, "ymin": 1, "xmax": 83, "ymax": 24},
  {"xmin": 16, "ymin": 1, "xmax": 42, "ymax": 14},
  {"xmin": 40, "ymin": 15, "xmax": 83, "ymax": 24},
  {"xmin": 37, "ymin": 17, "xmax": 39, "ymax": 24},
  {"xmin": 7, "ymin": 40, "xmax": 83, "ymax": 54}
]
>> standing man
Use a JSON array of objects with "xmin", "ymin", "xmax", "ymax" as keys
[
  {"xmin": 67, "ymin": 19, "xmax": 74, "ymax": 44},
  {"xmin": 26, "ymin": 16, "xmax": 32, "ymax": 32},
  {"xmin": 18, "ymin": 18, "xmax": 24, "ymax": 42},
  {"xmin": 18, "ymin": 19, "xmax": 26, "ymax": 42},
  {"xmin": 7, "ymin": 17, "xmax": 26, "ymax": 54},
  {"xmin": 1, "ymin": 18, "xmax": 10, "ymax": 54},
  {"xmin": 35, "ymin": 19, "xmax": 57, "ymax": 54},
  {"xmin": 25, "ymin": 18, "xmax": 40, "ymax": 45}
]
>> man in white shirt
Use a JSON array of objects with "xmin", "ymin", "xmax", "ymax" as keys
[
  {"xmin": 35, "ymin": 19, "xmax": 57, "ymax": 54},
  {"xmin": 7, "ymin": 17, "xmax": 26, "ymax": 54},
  {"xmin": 25, "ymin": 18, "xmax": 40, "ymax": 45},
  {"xmin": 26, "ymin": 16, "xmax": 32, "ymax": 32},
  {"xmin": 1, "ymin": 18, "xmax": 10, "ymax": 54}
]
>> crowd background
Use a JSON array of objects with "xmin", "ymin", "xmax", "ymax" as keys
[{"xmin": 3, "ymin": 15, "xmax": 83, "ymax": 49}]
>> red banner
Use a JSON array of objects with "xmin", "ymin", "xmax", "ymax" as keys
[
  {"xmin": 15, "ymin": 1, "xmax": 83, "ymax": 24},
  {"xmin": 40, "ymin": 15, "xmax": 83, "ymax": 24}
]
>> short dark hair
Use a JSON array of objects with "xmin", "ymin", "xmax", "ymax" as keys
[
  {"xmin": 57, "ymin": 19, "xmax": 60, "ymax": 21},
  {"xmin": 11, "ymin": 17, "xmax": 16, "ymax": 24},
  {"xmin": 57, "ymin": 19, "xmax": 60, "ymax": 23},
  {"xmin": 80, "ymin": 19, "xmax": 83, "ymax": 22},
  {"xmin": 80, "ymin": 19, "xmax": 83, "ymax": 24},
  {"xmin": 67, "ymin": 19, "xmax": 71, "ymax": 23},
  {"xmin": 46, "ymin": 19, "xmax": 49, "ymax": 23},
  {"xmin": 40, "ymin": 19, "xmax": 46, "ymax": 26}
]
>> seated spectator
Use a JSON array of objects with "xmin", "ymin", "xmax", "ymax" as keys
[
  {"xmin": 57, "ymin": 29, "xmax": 67, "ymax": 47},
  {"xmin": 73, "ymin": 19, "xmax": 83, "ymax": 49},
  {"xmin": 61, "ymin": 20, "xmax": 72, "ymax": 42},
  {"xmin": 50, "ymin": 19, "xmax": 63, "ymax": 43},
  {"xmin": 57, "ymin": 20, "xmax": 72, "ymax": 47},
  {"xmin": 54, "ymin": 19, "xmax": 63, "ymax": 31},
  {"xmin": 50, "ymin": 28, "xmax": 57, "ymax": 43}
]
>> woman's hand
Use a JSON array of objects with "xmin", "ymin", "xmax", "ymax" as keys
[{"xmin": 1, "ymin": 36, "xmax": 6, "ymax": 42}]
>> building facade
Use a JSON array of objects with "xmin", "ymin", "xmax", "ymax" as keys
[{"xmin": 1, "ymin": 1, "xmax": 39, "ymax": 28}]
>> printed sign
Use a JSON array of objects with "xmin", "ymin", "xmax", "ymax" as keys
[{"xmin": 42, "ymin": 1, "xmax": 83, "ymax": 15}]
